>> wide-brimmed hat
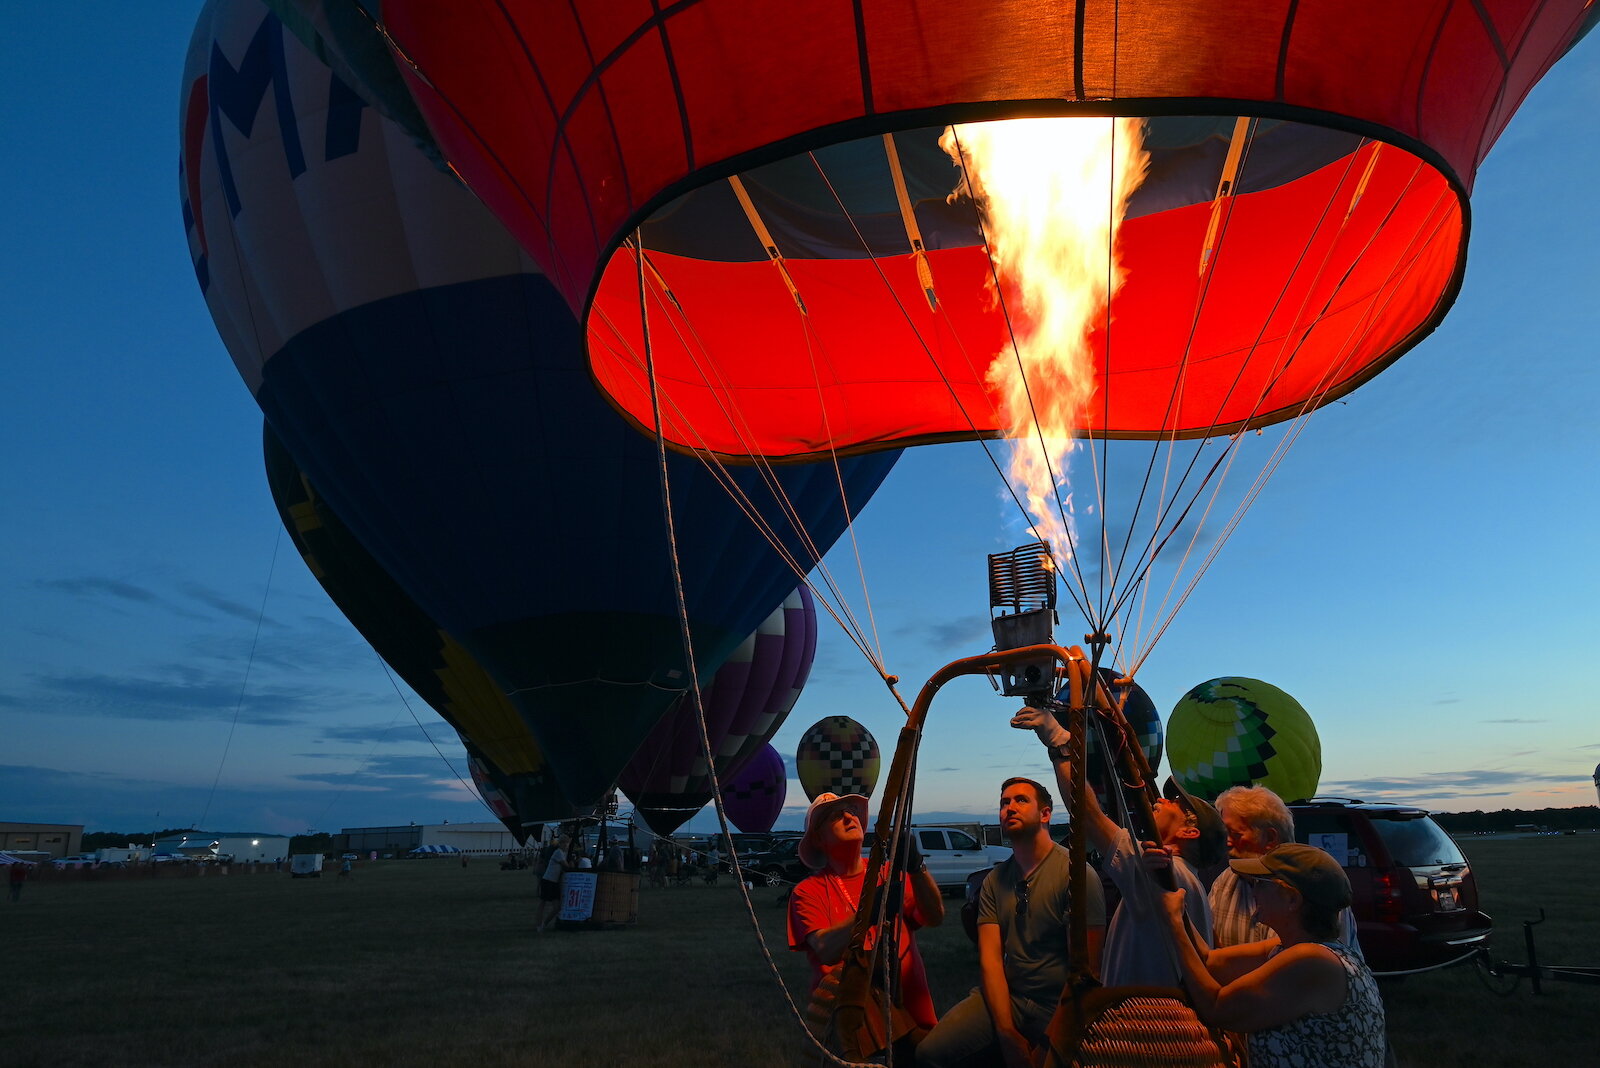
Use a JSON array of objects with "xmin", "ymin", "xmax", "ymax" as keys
[
  {"xmin": 798, "ymin": 792, "xmax": 870, "ymax": 870},
  {"xmin": 1229, "ymin": 843, "xmax": 1351, "ymax": 912},
  {"xmin": 1163, "ymin": 777, "xmax": 1227, "ymax": 868}
]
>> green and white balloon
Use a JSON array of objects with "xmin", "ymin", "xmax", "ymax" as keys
[{"xmin": 1167, "ymin": 677, "xmax": 1320, "ymax": 803}]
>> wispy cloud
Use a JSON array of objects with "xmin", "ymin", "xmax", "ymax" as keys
[
  {"xmin": 315, "ymin": 723, "xmax": 448, "ymax": 746},
  {"xmin": 291, "ymin": 753, "xmax": 475, "ymax": 793},
  {"xmin": 7, "ymin": 664, "xmax": 379, "ymax": 727},
  {"xmin": 1480, "ymin": 718, "xmax": 1545, "ymax": 724},
  {"xmin": 176, "ymin": 581, "xmax": 280, "ymax": 627},
  {"xmin": 0, "ymin": 762, "xmax": 490, "ymax": 835},
  {"xmin": 1320, "ymin": 766, "xmax": 1587, "ymax": 803},
  {"xmin": 36, "ymin": 576, "xmax": 161, "ymax": 603},
  {"xmin": 896, "ymin": 614, "xmax": 990, "ymax": 652},
  {"xmin": 292, "ymin": 752, "xmax": 468, "ymax": 782}
]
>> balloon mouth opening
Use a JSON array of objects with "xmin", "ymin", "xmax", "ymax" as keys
[{"xmin": 584, "ymin": 112, "xmax": 1459, "ymax": 464}]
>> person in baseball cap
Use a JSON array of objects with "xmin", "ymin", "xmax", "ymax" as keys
[
  {"xmin": 1158, "ymin": 843, "xmax": 1386, "ymax": 1066},
  {"xmin": 1162, "ymin": 777, "xmax": 1229, "ymax": 878},
  {"xmin": 1228, "ymin": 843, "xmax": 1352, "ymax": 932}
]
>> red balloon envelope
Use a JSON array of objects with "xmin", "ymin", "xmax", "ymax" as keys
[
  {"xmin": 365, "ymin": 2, "xmax": 1593, "ymax": 461},
  {"xmin": 620, "ymin": 586, "xmax": 817, "ymax": 836},
  {"xmin": 723, "ymin": 744, "xmax": 789, "ymax": 836}
]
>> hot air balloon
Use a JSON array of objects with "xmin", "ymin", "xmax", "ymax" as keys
[
  {"xmin": 796, "ymin": 717, "xmax": 881, "ymax": 801},
  {"xmin": 264, "ymin": 422, "xmax": 571, "ymax": 835},
  {"xmin": 722, "ymin": 743, "xmax": 789, "ymax": 836},
  {"xmin": 356, "ymin": 3, "xmax": 1592, "ymax": 451},
  {"xmin": 289, "ymin": 5, "xmax": 1594, "ymax": 1061},
  {"xmin": 620, "ymin": 586, "xmax": 817, "ymax": 835},
  {"xmin": 181, "ymin": 0, "xmax": 896, "ymax": 812},
  {"xmin": 1167, "ymin": 676, "xmax": 1322, "ymax": 804},
  {"xmin": 283, "ymin": 1, "xmax": 1593, "ymax": 725}
]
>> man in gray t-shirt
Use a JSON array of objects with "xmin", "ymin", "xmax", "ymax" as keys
[{"xmin": 919, "ymin": 778, "xmax": 1106, "ymax": 1068}]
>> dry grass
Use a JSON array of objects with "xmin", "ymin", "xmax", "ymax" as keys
[{"xmin": 2, "ymin": 836, "xmax": 1595, "ymax": 1066}]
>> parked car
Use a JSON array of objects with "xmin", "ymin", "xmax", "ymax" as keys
[
  {"xmin": 1290, "ymin": 797, "xmax": 1492, "ymax": 975},
  {"xmin": 716, "ymin": 833, "xmax": 796, "ymax": 873},
  {"xmin": 51, "ymin": 855, "xmax": 98, "ymax": 869},
  {"xmin": 738, "ymin": 837, "xmax": 809, "ymax": 887}
]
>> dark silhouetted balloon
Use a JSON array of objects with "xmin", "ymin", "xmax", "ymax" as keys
[
  {"xmin": 183, "ymin": 1, "xmax": 895, "ymax": 812},
  {"xmin": 723, "ymin": 744, "xmax": 789, "ymax": 836},
  {"xmin": 264, "ymin": 422, "xmax": 572, "ymax": 834}
]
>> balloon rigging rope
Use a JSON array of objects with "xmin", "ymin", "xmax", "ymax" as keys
[
  {"xmin": 196, "ymin": 526, "xmax": 281, "ymax": 830},
  {"xmin": 1131, "ymin": 176, "xmax": 1454, "ymax": 670},
  {"xmin": 358, "ymin": 657, "xmax": 494, "ymax": 824},
  {"xmin": 637, "ymin": 234, "xmax": 887, "ymax": 1068},
  {"xmin": 601, "ymin": 275, "xmax": 859, "ymax": 603},
  {"xmin": 589, "ymin": 265, "xmax": 888, "ymax": 668},
  {"xmin": 796, "ymin": 313, "xmax": 890, "ymax": 671},
  {"xmin": 1106, "ymin": 138, "xmax": 1380, "ymax": 669},
  {"xmin": 1123, "ymin": 159, "xmax": 1442, "ymax": 673},
  {"xmin": 592, "ymin": 270, "xmax": 899, "ymax": 682},
  {"xmin": 1111, "ymin": 122, "xmax": 1269, "ymax": 657}
]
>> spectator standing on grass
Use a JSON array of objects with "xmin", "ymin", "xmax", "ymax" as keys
[
  {"xmin": 8, "ymin": 861, "xmax": 26, "ymax": 902},
  {"xmin": 535, "ymin": 835, "xmax": 571, "ymax": 932},
  {"xmin": 339, "ymin": 858, "xmax": 352, "ymax": 880}
]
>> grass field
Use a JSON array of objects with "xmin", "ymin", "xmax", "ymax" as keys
[{"xmin": 3, "ymin": 836, "xmax": 1595, "ymax": 1066}]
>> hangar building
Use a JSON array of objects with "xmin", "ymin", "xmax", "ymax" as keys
[{"xmin": 0, "ymin": 822, "xmax": 82, "ymax": 860}]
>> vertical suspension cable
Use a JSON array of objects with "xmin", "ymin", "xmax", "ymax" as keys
[
  {"xmin": 196, "ymin": 526, "xmax": 281, "ymax": 830},
  {"xmin": 635, "ymin": 231, "xmax": 887, "ymax": 1068}
]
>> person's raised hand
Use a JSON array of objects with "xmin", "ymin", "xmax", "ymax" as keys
[{"xmin": 1009, "ymin": 707, "xmax": 1070, "ymax": 750}]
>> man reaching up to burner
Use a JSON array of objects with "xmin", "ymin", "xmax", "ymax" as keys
[{"xmin": 1012, "ymin": 704, "xmax": 1226, "ymax": 989}]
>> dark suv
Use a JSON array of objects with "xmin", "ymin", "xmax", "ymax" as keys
[
  {"xmin": 1290, "ymin": 798, "xmax": 1492, "ymax": 975},
  {"xmin": 736, "ymin": 836, "xmax": 808, "ymax": 887}
]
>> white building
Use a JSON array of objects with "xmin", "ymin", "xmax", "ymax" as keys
[
  {"xmin": 340, "ymin": 822, "xmax": 524, "ymax": 857},
  {"xmin": 153, "ymin": 832, "xmax": 290, "ymax": 862}
]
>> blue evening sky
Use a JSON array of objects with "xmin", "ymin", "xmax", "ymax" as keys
[{"xmin": 2, "ymin": 7, "xmax": 1596, "ymax": 837}]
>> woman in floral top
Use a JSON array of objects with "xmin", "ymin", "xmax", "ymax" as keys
[{"xmin": 1160, "ymin": 843, "xmax": 1386, "ymax": 1068}]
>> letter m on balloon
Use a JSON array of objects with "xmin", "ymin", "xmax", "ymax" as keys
[{"xmin": 206, "ymin": 14, "xmax": 306, "ymax": 219}]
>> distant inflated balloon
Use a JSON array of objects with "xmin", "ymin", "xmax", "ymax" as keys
[
  {"xmin": 1087, "ymin": 670, "xmax": 1163, "ymax": 802},
  {"xmin": 1167, "ymin": 677, "xmax": 1320, "ymax": 803},
  {"xmin": 619, "ymin": 586, "xmax": 817, "ymax": 836},
  {"xmin": 723, "ymin": 744, "xmax": 788, "ymax": 835},
  {"xmin": 796, "ymin": 717, "xmax": 880, "ymax": 801}
]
